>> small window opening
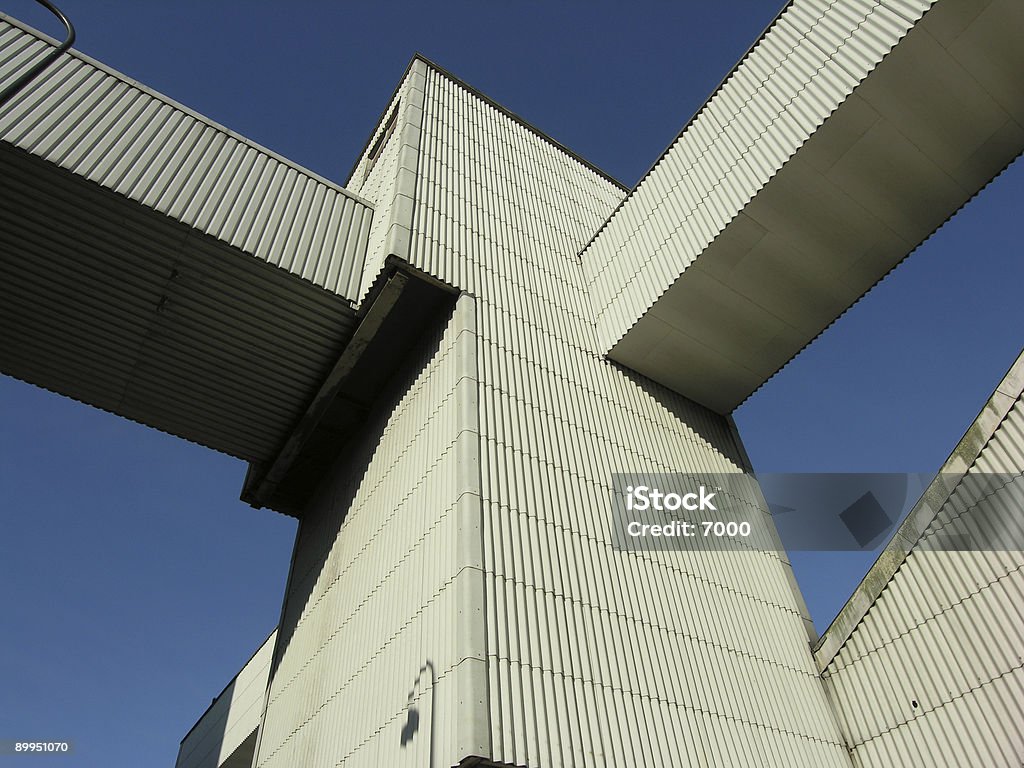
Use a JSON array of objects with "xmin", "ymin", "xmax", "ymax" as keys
[{"xmin": 364, "ymin": 103, "xmax": 400, "ymax": 180}]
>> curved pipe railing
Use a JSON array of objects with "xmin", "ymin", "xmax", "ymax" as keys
[{"xmin": 0, "ymin": 0, "xmax": 75, "ymax": 107}]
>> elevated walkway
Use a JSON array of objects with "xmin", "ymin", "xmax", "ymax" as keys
[
  {"xmin": 1, "ymin": 15, "xmax": 371, "ymax": 466},
  {"xmin": 583, "ymin": 0, "xmax": 1023, "ymax": 412}
]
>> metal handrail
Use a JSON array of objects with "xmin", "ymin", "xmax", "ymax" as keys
[{"xmin": 0, "ymin": 0, "xmax": 75, "ymax": 107}]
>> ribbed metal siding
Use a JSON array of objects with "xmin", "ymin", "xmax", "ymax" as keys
[
  {"xmin": 0, "ymin": 143, "xmax": 356, "ymax": 463},
  {"xmin": 821, "ymin": 389, "xmax": 1024, "ymax": 767},
  {"xmin": 177, "ymin": 631, "xmax": 277, "ymax": 768},
  {"xmin": 254, "ymin": 295, "xmax": 483, "ymax": 768},
  {"xmin": 412, "ymin": 66, "xmax": 852, "ymax": 767},
  {"xmin": 344, "ymin": 61, "xmax": 426, "ymax": 303},
  {"xmin": 581, "ymin": 0, "xmax": 934, "ymax": 353},
  {"xmin": 410, "ymin": 71, "xmax": 623, "ymax": 296},
  {"xmin": 0, "ymin": 15, "xmax": 372, "ymax": 301}
]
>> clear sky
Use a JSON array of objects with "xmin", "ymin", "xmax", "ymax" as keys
[{"xmin": 1, "ymin": 2, "xmax": 1021, "ymax": 766}]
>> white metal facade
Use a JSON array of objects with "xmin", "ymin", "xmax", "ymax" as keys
[
  {"xmin": 344, "ymin": 60, "xmax": 426, "ymax": 302},
  {"xmin": 253, "ymin": 64, "xmax": 486, "ymax": 768},
  {"xmin": 249, "ymin": 59, "xmax": 853, "ymax": 767},
  {"xmin": 816, "ymin": 353, "xmax": 1024, "ymax": 767},
  {"xmin": 0, "ymin": 14, "xmax": 374, "ymax": 462},
  {"xmin": 580, "ymin": 0, "xmax": 1024, "ymax": 413},
  {"xmin": 0, "ymin": 14, "xmax": 372, "ymax": 299},
  {"xmin": 582, "ymin": 0, "xmax": 935, "ymax": 353},
  {"xmin": 254, "ymin": 292, "xmax": 482, "ymax": 767},
  {"xmin": 409, "ymin": 63, "xmax": 849, "ymax": 767},
  {"xmin": 176, "ymin": 631, "xmax": 277, "ymax": 768},
  {"xmin": 3, "ymin": 1, "xmax": 1021, "ymax": 765}
]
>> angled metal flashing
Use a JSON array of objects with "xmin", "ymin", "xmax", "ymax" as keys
[
  {"xmin": 176, "ymin": 629, "xmax": 278, "ymax": 768},
  {"xmin": 814, "ymin": 348, "xmax": 1024, "ymax": 670},
  {"xmin": 345, "ymin": 53, "xmax": 628, "ymax": 193}
]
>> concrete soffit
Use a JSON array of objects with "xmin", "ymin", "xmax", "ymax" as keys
[{"xmin": 241, "ymin": 259, "xmax": 459, "ymax": 516}]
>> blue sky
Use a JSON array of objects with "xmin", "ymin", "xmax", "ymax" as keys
[{"xmin": 1, "ymin": 2, "xmax": 1021, "ymax": 766}]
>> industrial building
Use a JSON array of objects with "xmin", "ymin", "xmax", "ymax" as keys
[{"xmin": 1, "ymin": 0, "xmax": 1021, "ymax": 766}]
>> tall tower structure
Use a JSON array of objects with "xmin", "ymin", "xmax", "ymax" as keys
[{"xmin": 249, "ymin": 58, "xmax": 848, "ymax": 768}]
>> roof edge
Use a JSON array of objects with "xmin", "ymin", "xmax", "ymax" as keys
[
  {"xmin": 343, "ymin": 52, "xmax": 628, "ymax": 192},
  {"xmin": 813, "ymin": 347, "xmax": 1024, "ymax": 671},
  {"xmin": 177, "ymin": 628, "xmax": 278, "ymax": 746},
  {"xmin": 575, "ymin": 0, "xmax": 797, "ymax": 259},
  {"xmin": 0, "ymin": 12, "xmax": 374, "ymax": 210},
  {"xmin": 415, "ymin": 53, "xmax": 627, "ymax": 191},
  {"xmin": 341, "ymin": 55, "xmax": 421, "ymax": 188}
]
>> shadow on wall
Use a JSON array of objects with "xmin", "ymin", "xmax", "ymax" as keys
[
  {"xmin": 260, "ymin": 300, "xmax": 456, "ymax": 758},
  {"xmin": 400, "ymin": 660, "xmax": 435, "ymax": 768}
]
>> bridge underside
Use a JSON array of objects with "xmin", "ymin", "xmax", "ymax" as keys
[
  {"xmin": 0, "ymin": 143, "xmax": 358, "ymax": 464},
  {"xmin": 604, "ymin": 0, "xmax": 1023, "ymax": 413},
  {"xmin": 2, "ymin": 0, "xmax": 1021, "ymax": 505}
]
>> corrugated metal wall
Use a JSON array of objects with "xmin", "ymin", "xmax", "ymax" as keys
[
  {"xmin": 0, "ymin": 14, "xmax": 372, "ymax": 300},
  {"xmin": 819, "ymin": 362, "xmax": 1024, "ymax": 767},
  {"xmin": 0, "ymin": 140, "xmax": 359, "ymax": 463},
  {"xmin": 254, "ymin": 293, "xmax": 485, "ymax": 767},
  {"xmin": 410, "ymin": 65, "xmax": 852, "ymax": 767},
  {"xmin": 344, "ymin": 60, "xmax": 426, "ymax": 302},
  {"xmin": 580, "ymin": 0, "xmax": 935, "ymax": 354},
  {"xmin": 177, "ymin": 631, "xmax": 277, "ymax": 768}
]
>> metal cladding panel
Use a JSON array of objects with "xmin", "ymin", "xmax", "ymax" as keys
[
  {"xmin": 0, "ymin": 143, "xmax": 356, "ymax": 463},
  {"xmin": 0, "ymin": 15, "xmax": 371, "ymax": 301},
  {"xmin": 577, "ymin": 0, "xmax": 1024, "ymax": 385},
  {"xmin": 819, "ymin": 355, "xmax": 1024, "ymax": 767},
  {"xmin": 581, "ymin": 0, "xmax": 932, "ymax": 353},
  {"xmin": 254, "ymin": 295, "xmax": 485, "ymax": 768},
  {"xmin": 411, "ymin": 65, "xmax": 851, "ymax": 767},
  {"xmin": 344, "ymin": 61, "xmax": 427, "ymax": 303},
  {"xmin": 177, "ymin": 631, "xmax": 277, "ymax": 768},
  {"xmin": 581, "ymin": 0, "xmax": 1024, "ymax": 413}
]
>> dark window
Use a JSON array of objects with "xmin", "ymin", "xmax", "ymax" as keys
[{"xmin": 364, "ymin": 103, "xmax": 400, "ymax": 180}]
